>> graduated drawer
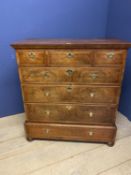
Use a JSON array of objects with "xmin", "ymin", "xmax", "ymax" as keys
[
  {"xmin": 47, "ymin": 50, "xmax": 93, "ymax": 66},
  {"xmin": 19, "ymin": 67, "xmax": 123, "ymax": 85},
  {"xmin": 16, "ymin": 50, "xmax": 47, "ymax": 65},
  {"xmin": 94, "ymin": 49, "xmax": 127, "ymax": 66},
  {"xmin": 25, "ymin": 103, "xmax": 116, "ymax": 124},
  {"xmin": 25, "ymin": 122, "xmax": 116, "ymax": 143},
  {"xmin": 22, "ymin": 85, "xmax": 120, "ymax": 104},
  {"xmin": 48, "ymin": 49, "xmax": 126, "ymax": 66}
]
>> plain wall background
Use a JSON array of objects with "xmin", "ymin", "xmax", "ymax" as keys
[
  {"xmin": 0, "ymin": 0, "xmax": 110, "ymax": 117},
  {"xmin": 1, "ymin": 0, "xmax": 131, "ymax": 120},
  {"xmin": 107, "ymin": 0, "xmax": 131, "ymax": 120}
]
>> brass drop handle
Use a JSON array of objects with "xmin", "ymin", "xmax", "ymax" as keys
[
  {"xmin": 107, "ymin": 52, "xmax": 114, "ymax": 59},
  {"xmin": 89, "ymin": 73, "xmax": 98, "ymax": 80},
  {"xmin": 45, "ymin": 91, "xmax": 50, "ymax": 97},
  {"xmin": 67, "ymin": 52, "xmax": 74, "ymax": 58},
  {"xmin": 90, "ymin": 92, "xmax": 95, "ymax": 98},
  {"xmin": 89, "ymin": 112, "xmax": 93, "ymax": 118},
  {"xmin": 67, "ymin": 85, "xmax": 72, "ymax": 92},
  {"xmin": 42, "ymin": 71, "xmax": 49, "ymax": 78},
  {"xmin": 45, "ymin": 110, "xmax": 50, "ymax": 116},
  {"xmin": 66, "ymin": 69, "xmax": 74, "ymax": 76},
  {"xmin": 88, "ymin": 131, "xmax": 94, "ymax": 136},
  {"xmin": 66, "ymin": 105, "xmax": 72, "ymax": 110},
  {"xmin": 30, "ymin": 72, "xmax": 35, "ymax": 77},
  {"xmin": 43, "ymin": 128, "xmax": 50, "ymax": 134},
  {"xmin": 28, "ymin": 52, "xmax": 36, "ymax": 59}
]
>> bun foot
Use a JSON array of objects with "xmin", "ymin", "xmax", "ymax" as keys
[
  {"xmin": 26, "ymin": 137, "xmax": 33, "ymax": 142},
  {"xmin": 107, "ymin": 141, "xmax": 115, "ymax": 147}
]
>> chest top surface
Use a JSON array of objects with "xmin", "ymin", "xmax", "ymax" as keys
[{"xmin": 11, "ymin": 39, "xmax": 131, "ymax": 49}]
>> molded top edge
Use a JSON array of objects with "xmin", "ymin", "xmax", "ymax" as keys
[{"xmin": 11, "ymin": 39, "xmax": 131, "ymax": 49}]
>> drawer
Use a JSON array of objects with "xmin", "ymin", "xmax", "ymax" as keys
[
  {"xmin": 94, "ymin": 50, "xmax": 127, "ymax": 66},
  {"xmin": 47, "ymin": 50, "xmax": 93, "ymax": 66},
  {"xmin": 25, "ymin": 103, "xmax": 116, "ymax": 124},
  {"xmin": 16, "ymin": 50, "xmax": 46, "ymax": 65},
  {"xmin": 22, "ymin": 85, "xmax": 120, "ymax": 104},
  {"xmin": 25, "ymin": 122, "xmax": 116, "ymax": 143},
  {"xmin": 19, "ymin": 67, "xmax": 122, "ymax": 85}
]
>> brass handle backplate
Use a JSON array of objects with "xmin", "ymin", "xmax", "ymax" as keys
[
  {"xmin": 66, "ymin": 69, "xmax": 74, "ymax": 76},
  {"xmin": 28, "ymin": 52, "xmax": 36, "ymax": 59},
  {"xmin": 89, "ymin": 73, "xmax": 98, "ymax": 80},
  {"xmin": 107, "ymin": 52, "xmax": 114, "ymax": 59},
  {"xmin": 66, "ymin": 105, "xmax": 72, "ymax": 110}
]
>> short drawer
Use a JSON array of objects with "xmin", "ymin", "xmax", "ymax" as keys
[
  {"xmin": 16, "ymin": 50, "xmax": 46, "ymax": 65},
  {"xmin": 19, "ymin": 67, "xmax": 123, "ymax": 85},
  {"xmin": 25, "ymin": 122, "xmax": 116, "ymax": 143},
  {"xmin": 47, "ymin": 50, "xmax": 93, "ymax": 66},
  {"xmin": 94, "ymin": 50, "xmax": 127, "ymax": 66},
  {"xmin": 22, "ymin": 85, "xmax": 120, "ymax": 104},
  {"xmin": 25, "ymin": 103, "xmax": 116, "ymax": 124}
]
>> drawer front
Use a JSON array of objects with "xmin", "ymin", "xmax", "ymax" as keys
[
  {"xmin": 16, "ymin": 50, "xmax": 46, "ymax": 65},
  {"xmin": 22, "ymin": 85, "xmax": 120, "ymax": 104},
  {"xmin": 25, "ymin": 103, "xmax": 116, "ymax": 124},
  {"xmin": 48, "ymin": 50, "xmax": 93, "ymax": 66},
  {"xmin": 25, "ymin": 122, "xmax": 116, "ymax": 142},
  {"xmin": 94, "ymin": 50, "xmax": 127, "ymax": 66},
  {"xmin": 19, "ymin": 67, "xmax": 122, "ymax": 84}
]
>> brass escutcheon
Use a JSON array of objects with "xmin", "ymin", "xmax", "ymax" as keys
[
  {"xmin": 67, "ymin": 52, "xmax": 74, "ymax": 58},
  {"xmin": 67, "ymin": 85, "xmax": 72, "ymax": 92},
  {"xmin": 90, "ymin": 92, "xmax": 94, "ymax": 98}
]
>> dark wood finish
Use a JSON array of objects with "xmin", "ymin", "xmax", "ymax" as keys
[
  {"xmin": 25, "ymin": 122, "xmax": 117, "ymax": 144},
  {"xmin": 12, "ymin": 39, "xmax": 131, "ymax": 146},
  {"xmin": 22, "ymin": 85, "xmax": 120, "ymax": 104},
  {"xmin": 19, "ymin": 67, "xmax": 123, "ymax": 85},
  {"xmin": 25, "ymin": 103, "xmax": 116, "ymax": 124}
]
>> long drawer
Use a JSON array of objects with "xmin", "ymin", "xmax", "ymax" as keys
[
  {"xmin": 19, "ymin": 67, "xmax": 123, "ymax": 85},
  {"xmin": 25, "ymin": 122, "xmax": 116, "ymax": 143},
  {"xmin": 22, "ymin": 85, "xmax": 120, "ymax": 104},
  {"xmin": 25, "ymin": 103, "xmax": 116, "ymax": 124}
]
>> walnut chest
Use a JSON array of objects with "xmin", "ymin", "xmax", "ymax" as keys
[{"xmin": 11, "ymin": 39, "xmax": 131, "ymax": 146}]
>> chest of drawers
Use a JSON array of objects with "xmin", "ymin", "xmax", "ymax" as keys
[{"xmin": 11, "ymin": 39, "xmax": 131, "ymax": 146}]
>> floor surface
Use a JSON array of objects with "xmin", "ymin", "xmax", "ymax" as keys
[{"xmin": 0, "ymin": 113, "xmax": 131, "ymax": 175}]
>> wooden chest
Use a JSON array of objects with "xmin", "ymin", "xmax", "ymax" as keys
[{"xmin": 11, "ymin": 39, "xmax": 131, "ymax": 146}]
